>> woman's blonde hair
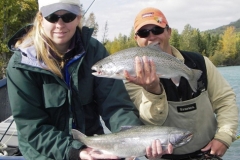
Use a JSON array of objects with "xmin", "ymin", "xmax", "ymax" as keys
[{"xmin": 15, "ymin": 12, "xmax": 81, "ymax": 78}]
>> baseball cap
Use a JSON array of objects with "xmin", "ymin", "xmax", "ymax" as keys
[
  {"xmin": 134, "ymin": 7, "xmax": 168, "ymax": 33},
  {"xmin": 38, "ymin": 0, "xmax": 81, "ymax": 17}
]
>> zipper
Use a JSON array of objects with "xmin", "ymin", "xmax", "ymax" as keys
[{"xmin": 66, "ymin": 76, "xmax": 74, "ymax": 130}]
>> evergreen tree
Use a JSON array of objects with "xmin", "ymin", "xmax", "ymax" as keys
[
  {"xmin": 170, "ymin": 29, "xmax": 180, "ymax": 49},
  {"xmin": 83, "ymin": 12, "xmax": 99, "ymax": 38}
]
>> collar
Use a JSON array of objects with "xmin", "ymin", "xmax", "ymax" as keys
[{"xmin": 170, "ymin": 46, "xmax": 184, "ymax": 63}]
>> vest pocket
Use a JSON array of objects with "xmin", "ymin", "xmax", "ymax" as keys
[{"xmin": 43, "ymin": 84, "xmax": 67, "ymax": 108}]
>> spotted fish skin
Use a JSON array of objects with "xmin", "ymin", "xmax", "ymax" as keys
[
  {"xmin": 72, "ymin": 125, "xmax": 193, "ymax": 158},
  {"xmin": 91, "ymin": 44, "xmax": 202, "ymax": 92}
]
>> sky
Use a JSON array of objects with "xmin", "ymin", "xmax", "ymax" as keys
[{"xmin": 81, "ymin": 0, "xmax": 240, "ymax": 41}]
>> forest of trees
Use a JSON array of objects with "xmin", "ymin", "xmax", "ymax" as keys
[
  {"xmin": 104, "ymin": 25, "xmax": 240, "ymax": 67},
  {"xmin": 0, "ymin": 0, "xmax": 240, "ymax": 79}
]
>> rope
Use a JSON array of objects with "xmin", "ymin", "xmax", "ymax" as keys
[
  {"xmin": 0, "ymin": 119, "xmax": 14, "ymax": 142},
  {"xmin": 3, "ymin": 129, "xmax": 16, "ymax": 144},
  {"xmin": 0, "ymin": 142, "xmax": 8, "ymax": 156}
]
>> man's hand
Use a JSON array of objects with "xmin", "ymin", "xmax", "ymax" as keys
[
  {"xmin": 146, "ymin": 139, "xmax": 173, "ymax": 159},
  {"xmin": 201, "ymin": 139, "xmax": 228, "ymax": 157},
  {"xmin": 124, "ymin": 56, "xmax": 162, "ymax": 94}
]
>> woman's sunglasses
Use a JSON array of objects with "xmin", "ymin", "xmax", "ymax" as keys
[
  {"xmin": 136, "ymin": 26, "xmax": 166, "ymax": 38},
  {"xmin": 44, "ymin": 13, "xmax": 77, "ymax": 23}
]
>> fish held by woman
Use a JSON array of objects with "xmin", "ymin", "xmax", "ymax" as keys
[{"xmin": 72, "ymin": 125, "xmax": 193, "ymax": 158}]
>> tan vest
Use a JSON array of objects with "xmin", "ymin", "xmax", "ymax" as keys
[{"xmin": 163, "ymin": 91, "xmax": 217, "ymax": 154}]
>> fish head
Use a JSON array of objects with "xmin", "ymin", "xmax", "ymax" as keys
[
  {"xmin": 169, "ymin": 129, "xmax": 193, "ymax": 148},
  {"xmin": 91, "ymin": 61, "xmax": 126, "ymax": 80}
]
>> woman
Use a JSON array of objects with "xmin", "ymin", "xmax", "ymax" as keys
[{"xmin": 6, "ymin": 1, "xmax": 169, "ymax": 159}]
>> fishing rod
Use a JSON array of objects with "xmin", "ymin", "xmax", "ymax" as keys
[
  {"xmin": 83, "ymin": 0, "xmax": 96, "ymax": 17},
  {"xmin": 0, "ymin": 119, "xmax": 14, "ymax": 142}
]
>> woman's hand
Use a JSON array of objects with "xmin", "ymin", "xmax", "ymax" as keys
[{"xmin": 79, "ymin": 147, "xmax": 119, "ymax": 160}]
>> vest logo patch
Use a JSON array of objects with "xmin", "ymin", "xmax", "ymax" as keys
[{"xmin": 177, "ymin": 104, "xmax": 196, "ymax": 112}]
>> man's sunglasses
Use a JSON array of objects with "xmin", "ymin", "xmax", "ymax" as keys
[
  {"xmin": 44, "ymin": 13, "xmax": 77, "ymax": 23},
  {"xmin": 136, "ymin": 26, "xmax": 166, "ymax": 38}
]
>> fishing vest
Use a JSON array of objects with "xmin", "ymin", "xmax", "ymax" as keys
[
  {"xmin": 161, "ymin": 51, "xmax": 217, "ymax": 156},
  {"xmin": 160, "ymin": 51, "xmax": 207, "ymax": 101}
]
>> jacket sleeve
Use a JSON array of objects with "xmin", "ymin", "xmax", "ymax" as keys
[
  {"xmin": 204, "ymin": 57, "xmax": 239, "ymax": 147},
  {"xmin": 124, "ymin": 81, "xmax": 168, "ymax": 125},
  {"xmin": 90, "ymin": 40, "xmax": 143, "ymax": 132},
  {"xmin": 6, "ymin": 54, "xmax": 84, "ymax": 160}
]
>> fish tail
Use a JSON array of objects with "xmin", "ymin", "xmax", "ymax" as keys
[
  {"xmin": 171, "ymin": 76, "xmax": 181, "ymax": 86},
  {"xmin": 72, "ymin": 129, "xmax": 87, "ymax": 143},
  {"xmin": 189, "ymin": 69, "xmax": 203, "ymax": 92}
]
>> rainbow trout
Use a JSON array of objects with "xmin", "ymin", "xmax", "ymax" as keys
[
  {"xmin": 91, "ymin": 44, "xmax": 202, "ymax": 92},
  {"xmin": 72, "ymin": 125, "xmax": 193, "ymax": 158}
]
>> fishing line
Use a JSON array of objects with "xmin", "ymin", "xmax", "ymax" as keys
[
  {"xmin": 3, "ymin": 129, "xmax": 16, "ymax": 144},
  {"xmin": 83, "ymin": 0, "xmax": 96, "ymax": 17},
  {"xmin": 0, "ymin": 119, "xmax": 14, "ymax": 142}
]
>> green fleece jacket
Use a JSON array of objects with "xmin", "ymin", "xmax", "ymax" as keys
[{"xmin": 7, "ymin": 26, "xmax": 143, "ymax": 160}]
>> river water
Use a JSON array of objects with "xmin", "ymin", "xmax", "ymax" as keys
[{"xmin": 218, "ymin": 66, "xmax": 240, "ymax": 160}]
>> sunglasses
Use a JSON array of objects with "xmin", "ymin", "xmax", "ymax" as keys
[
  {"xmin": 136, "ymin": 26, "xmax": 166, "ymax": 38},
  {"xmin": 44, "ymin": 13, "xmax": 77, "ymax": 23}
]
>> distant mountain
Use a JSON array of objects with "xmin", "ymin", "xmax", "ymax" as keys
[{"xmin": 205, "ymin": 19, "xmax": 240, "ymax": 35}]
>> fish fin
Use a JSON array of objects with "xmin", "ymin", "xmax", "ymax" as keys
[
  {"xmin": 156, "ymin": 73, "xmax": 162, "ymax": 77},
  {"xmin": 157, "ymin": 74, "xmax": 170, "ymax": 79},
  {"xmin": 112, "ymin": 73, "xmax": 126, "ymax": 80},
  {"xmin": 171, "ymin": 76, "xmax": 181, "ymax": 86},
  {"xmin": 91, "ymin": 149, "xmax": 115, "ymax": 156},
  {"xmin": 188, "ymin": 69, "xmax": 203, "ymax": 92},
  {"xmin": 147, "ymin": 42, "xmax": 163, "ymax": 51},
  {"xmin": 125, "ymin": 157, "xmax": 138, "ymax": 160},
  {"xmin": 120, "ymin": 126, "xmax": 135, "ymax": 131},
  {"xmin": 161, "ymin": 144, "xmax": 170, "ymax": 151},
  {"xmin": 92, "ymin": 72, "xmax": 126, "ymax": 80},
  {"xmin": 90, "ymin": 149, "xmax": 104, "ymax": 154},
  {"xmin": 72, "ymin": 129, "xmax": 87, "ymax": 142}
]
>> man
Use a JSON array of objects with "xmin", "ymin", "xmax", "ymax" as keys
[{"xmin": 124, "ymin": 7, "xmax": 238, "ymax": 159}]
